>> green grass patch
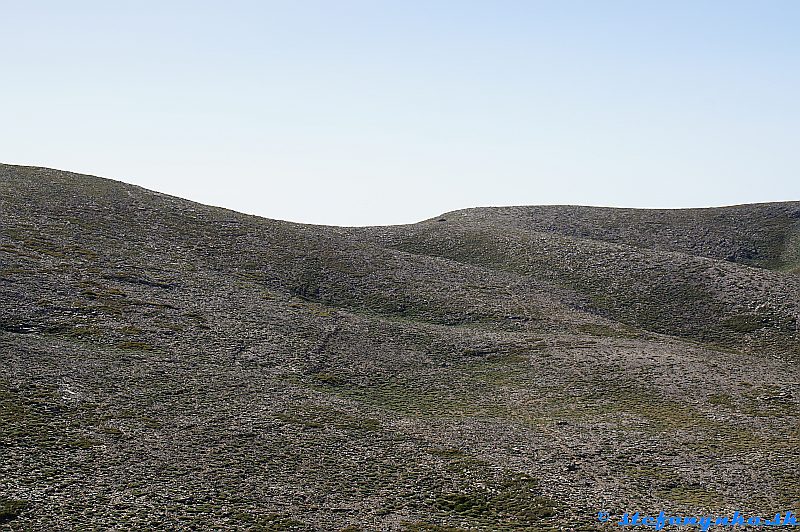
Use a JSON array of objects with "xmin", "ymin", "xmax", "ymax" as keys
[{"xmin": 658, "ymin": 485, "xmax": 725, "ymax": 508}]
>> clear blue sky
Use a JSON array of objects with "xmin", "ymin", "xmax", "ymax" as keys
[{"xmin": 2, "ymin": 1, "xmax": 798, "ymax": 226}]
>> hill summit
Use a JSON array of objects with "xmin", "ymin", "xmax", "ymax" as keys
[{"xmin": 1, "ymin": 164, "xmax": 798, "ymax": 530}]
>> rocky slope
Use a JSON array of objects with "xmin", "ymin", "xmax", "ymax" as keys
[{"xmin": 1, "ymin": 164, "xmax": 798, "ymax": 531}]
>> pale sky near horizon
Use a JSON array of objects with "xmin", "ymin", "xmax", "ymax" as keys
[{"xmin": 2, "ymin": 1, "xmax": 798, "ymax": 226}]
